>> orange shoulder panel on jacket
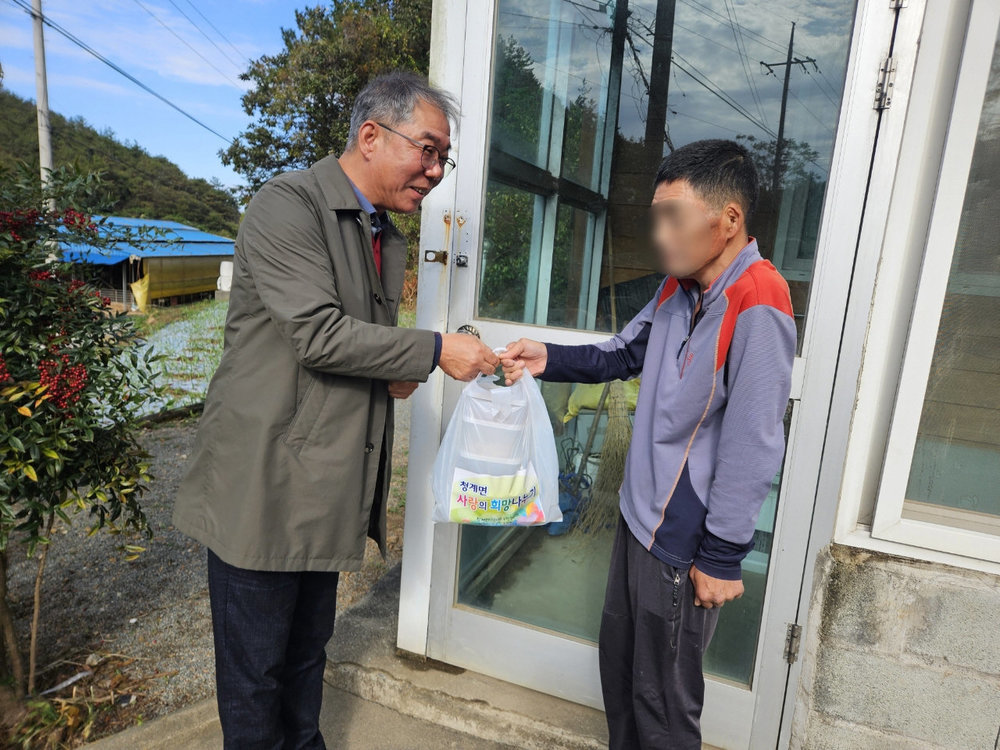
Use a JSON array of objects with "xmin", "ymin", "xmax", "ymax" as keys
[
  {"xmin": 656, "ymin": 277, "xmax": 681, "ymax": 309},
  {"xmin": 715, "ymin": 260, "xmax": 794, "ymax": 371}
]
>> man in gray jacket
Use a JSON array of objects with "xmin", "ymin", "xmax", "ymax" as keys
[{"xmin": 173, "ymin": 72, "xmax": 498, "ymax": 749}]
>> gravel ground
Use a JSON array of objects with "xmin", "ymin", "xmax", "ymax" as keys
[{"xmin": 5, "ymin": 396, "xmax": 413, "ymax": 740}]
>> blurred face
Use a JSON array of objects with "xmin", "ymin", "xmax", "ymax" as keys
[
  {"xmin": 365, "ymin": 100, "xmax": 452, "ymax": 214},
  {"xmin": 649, "ymin": 179, "xmax": 739, "ymax": 282}
]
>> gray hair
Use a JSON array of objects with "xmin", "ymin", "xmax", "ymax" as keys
[{"xmin": 346, "ymin": 71, "xmax": 459, "ymax": 151}]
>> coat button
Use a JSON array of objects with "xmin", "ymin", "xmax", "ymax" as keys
[
  {"xmin": 365, "ymin": 442, "xmax": 375, "ymax": 454},
  {"xmin": 372, "ymin": 292, "xmax": 383, "ymax": 305}
]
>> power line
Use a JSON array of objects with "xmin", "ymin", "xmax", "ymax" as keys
[
  {"xmin": 50, "ymin": 122, "xmax": 171, "ymax": 186},
  {"xmin": 672, "ymin": 52, "xmax": 777, "ymax": 139},
  {"xmin": 164, "ymin": 0, "xmax": 246, "ymax": 72},
  {"xmin": 499, "ymin": 9, "xmax": 603, "ymax": 29},
  {"xmin": 801, "ymin": 67, "xmax": 840, "ymax": 111},
  {"xmin": 812, "ymin": 66, "xmax": 843, "ymax": 108},
  {"xmin": 559, "ymin": 0, "xmax": 608, "ymax": 14},
  {"xmin": 787, "ymin": 87, "xmax": 834, "ymax": 134},
  {"xmin": 51, "ymin": 123, "xmax": 242, "ymax": 221},
  {"xmin": 723, "ymin": 0, "xmax": 767, "ymax": 127},
  {"xmin": 673, "ymin": 19, "xmax": 738, "ymax": 54},
  {"xmin": 631, "ymin": 12, "xmax": 738, "ymax": 56},
  {"xmin": 678, "ymin": 0, "xmax": 786, "ymax": 55},
  {"xmin": 181, "ymin": 0, "xmax": 250, "ymax": 66},
  {"xmin": 671, "ymin": 108, "xmax": 744, "ymax": 136},
  {"xmin": 7, "ymin": 0, "xmax": 233, "ymax": 144},
  {"xmin": 679, "ymin": 0, "xmax": 844, "ymax": 115},
  {"xmin": 129, "ymin": 0, "xmax": 242, "ymax": 88},
  {"xmin": 731, "ymin": 0, "xmax": 769, "ymax": 126},
  {"xmin": 631, "ymin": 2, "xmax": 769, "ymax": 127},
  {"xmin": 626, "ymin": 21, "xmax": 777, "ymax": 140}
]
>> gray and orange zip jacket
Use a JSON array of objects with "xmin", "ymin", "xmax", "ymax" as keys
[{"xmin": 539, "ymin": 240, "xmax": 796, "ymax": 579}]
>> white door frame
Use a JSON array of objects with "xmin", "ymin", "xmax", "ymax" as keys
[
  {"xmin": 399, "ymin": 1, "xmax": 903, "ymax": 747},
  {"xmin": 769, "ymin": 1, "xmax": 934, "ymax": 745}
]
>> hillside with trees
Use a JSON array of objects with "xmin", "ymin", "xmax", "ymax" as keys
[{"xmin": 0, "ymin": 88, "xmax": 240, "ymax": 237}]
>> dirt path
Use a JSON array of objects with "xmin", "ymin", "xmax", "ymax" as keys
[{"xmin": 5, "ymin": 398, "xmax": 412, "ymax": 741}]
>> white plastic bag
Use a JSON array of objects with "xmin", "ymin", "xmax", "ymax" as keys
[{"xmin": 431, "ymin": 371, "xmax": 561, "ymax": 525}]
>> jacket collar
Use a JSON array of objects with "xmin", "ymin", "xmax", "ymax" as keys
[
  {"xmin": 310, "ymin": 153, "xmax": 407, "ymax": 309},
  {"xmin": 311, "ymin": 154, "xmax": 367, "ymax": 211},
  {"xmin": 698, "ymin": 238, "xmax": 762, "ymax": 307},
  {"xmin": 312, "ymin": 153, "xmax": 400, "ymax": 234}
]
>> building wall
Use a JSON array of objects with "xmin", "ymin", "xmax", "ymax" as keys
[
  {"xmin": 146, "ymin": 256, "xmax": 227, "ymax": 300},
  {"xmin": 791, "ymin": 544, "xmax": 1000, "ymax": 749}
]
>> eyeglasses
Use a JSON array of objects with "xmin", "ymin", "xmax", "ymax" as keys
[{"xmin": 377, "ymin": 122, "xmax": 456, "ymax": 179}]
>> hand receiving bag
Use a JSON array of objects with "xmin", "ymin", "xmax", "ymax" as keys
[{"xmin": 431, "ymin": 370, "xmax": 561, "ymax": 525}]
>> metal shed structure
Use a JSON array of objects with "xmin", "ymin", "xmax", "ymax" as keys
[{"xmin": 62, "ymin": 216, "xmax": 234, "ymax": 310}]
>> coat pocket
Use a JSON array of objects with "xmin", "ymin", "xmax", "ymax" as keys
[{"xmin": 282, "ymin": 373, "xmax": 325, "ymax": 453}]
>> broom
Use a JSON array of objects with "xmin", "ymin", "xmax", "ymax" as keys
[{"xmin": 573, "ymin": 224, "xmax": 634, "ymax": 534}]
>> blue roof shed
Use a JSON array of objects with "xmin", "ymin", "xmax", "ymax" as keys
[{"xmin": 62, "ymin": 216, "xmax": 235, "ymax": 309}]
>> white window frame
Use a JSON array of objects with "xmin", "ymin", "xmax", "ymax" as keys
[{"xmin": 870, "ymin": 0, "xmax": 1000, "ymax": 563}]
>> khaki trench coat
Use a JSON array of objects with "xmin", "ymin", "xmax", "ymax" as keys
[{"xmin": 172, "ymin": 155, "xmax": 436, "ymax": 572}]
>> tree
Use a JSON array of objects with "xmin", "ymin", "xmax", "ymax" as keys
[
  {"xmin": 221, "ymin": 0, "xmax": 432, "ymax": 202},
  {"xmin": 479, "ymin": 36, "xmax": 602, "ymax": 327},
  {"xmin": 0, "ymin": 89, "xmax": 241, "ymax": 238},
  {"xmin": 737, "ymin": 134, "xmax": 822, "ymax": 192},
  {"xmin": 0, "ymin": 164, "xmax": 162, "ymax": 698}
]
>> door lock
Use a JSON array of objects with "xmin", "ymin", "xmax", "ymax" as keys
[{"xmin": 424, "ymin": 250, "xmax": 448, "ymax": 264}]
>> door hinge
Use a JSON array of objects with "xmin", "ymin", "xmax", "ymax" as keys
[
  {"xmin": 874, "ymin": 55, "xmax": 897, "ymax": 111},
  {"xmin": 784, "ymin": 623, "xmax": 803, "ymax": 664}
]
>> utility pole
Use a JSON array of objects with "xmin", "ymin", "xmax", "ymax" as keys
[
  {"xmin": 761, "ymin": 22, "xmax": 816, "ymax": 193},
  {"xmin": 644, "ymin": 0, "xmax": 676, "ymax": 158},
  {"xmin": 31, "ymin": 0, "xmax": 55, "ymax": 199}
]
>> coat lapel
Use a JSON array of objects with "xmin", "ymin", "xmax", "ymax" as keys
[
  {"xmin": 379, "ymin": 220, "xmax": 406, "ymax": 321},
  {"xmin": 312, "ymin": 154, "xmax": 397, "ymax": 319}
]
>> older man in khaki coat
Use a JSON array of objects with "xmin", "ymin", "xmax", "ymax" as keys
[{"xmin": 173, "ymin": 72, "xmax": 497, "ymax": 750}]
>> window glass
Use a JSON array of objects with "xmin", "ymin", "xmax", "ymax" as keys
[
  {"xmin": 478, "ymin": 0, "xmax": 856, "ymax": 349},
  {"xmin": 461, "ymin": 0, "xmax": 857, "ymax": 687},
  {"xmin": 904, "ymin": 27, "xmax": 1000, "ymax": 523}
]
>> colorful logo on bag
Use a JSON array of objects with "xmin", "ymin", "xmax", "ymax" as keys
[
  {"xmin": 516, "ymin": 501, "xmax": 544, "ymax": 525},
  {"xmin": 449, "ymin": 466, "xmax": 546, "ymax": 525}
]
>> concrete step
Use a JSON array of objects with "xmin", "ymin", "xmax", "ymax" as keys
[
  {"xmin": 324, "ymin": 564, "xmax": 609, "ymax": 750},
  {"xmin": 325, "ymin": 660, "xmax": 605, "ymax": 750},
  {"xmin": 83, "ymin": 685, "xmax": 515, "ymax": 750},
  {"xmin": 83, "ymin": 697, "xmax": 220, "ymax": 750}
]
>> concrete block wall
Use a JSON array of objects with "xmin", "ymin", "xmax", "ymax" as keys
[{"xmin": 791, "ymin": 544, "xmax": 1000, "ymax": 749}]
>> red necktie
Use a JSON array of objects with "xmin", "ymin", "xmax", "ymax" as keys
[{"xmin": 372, "ymin": 230, "xmax": 382, "ymax": 277}]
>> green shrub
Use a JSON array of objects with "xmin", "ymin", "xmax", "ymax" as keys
[{"xmin": 0, "ymin": 164, "xmax": 162, "ymax": 697}]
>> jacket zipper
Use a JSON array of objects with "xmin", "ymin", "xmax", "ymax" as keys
[
  {"xmin": 669, "ymin": 568, "xmax": 682, "ymax": 649},
  {"xmin": 677, "ymin": 287, "xmax": 703, "ymax": 378}
]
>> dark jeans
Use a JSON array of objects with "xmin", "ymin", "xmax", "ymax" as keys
[
  {"xmin": 599, "ymin": 517, "xmax": 720, "ymax": 750},
  {"xmin": 207, "ymin": 548, "xmax": 340, "ymax": 750}
]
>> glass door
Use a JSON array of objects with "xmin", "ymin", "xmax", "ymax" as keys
[{"xmin": 415, "ymin": 1, "xmax": 895, "ymax": 747}]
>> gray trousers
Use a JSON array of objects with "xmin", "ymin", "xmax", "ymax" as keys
[{"xmin": 599, "ymin": 517, "xmax": 720, "ymax": 750}]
